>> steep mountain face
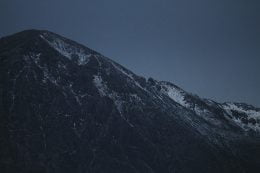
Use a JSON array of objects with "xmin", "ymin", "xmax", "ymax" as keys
[{"xmin": 0, "ymin": 30, "xmax": 260, "ymax": 173}]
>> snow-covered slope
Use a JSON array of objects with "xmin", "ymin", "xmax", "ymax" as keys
[
  {"xmin": 40, "ymin": 32, "xmax": 97, "ymax": 65},
  {"xmin": 157, "ymin": 81, "xmax": 260, "ymax": 132},
  {"xmin": 222, "ymin": 102, "xmax": 260, "ymax": 131}
]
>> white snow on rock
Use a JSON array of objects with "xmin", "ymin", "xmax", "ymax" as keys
[
  {"xmin": 93, "ymin": 75, "xmax": 107, "ymax": 97},
  {"xmin": 28, "ymin": 53, "xmax": 59, "ymax": 85},
  {"xmin": 92, "ymin": 74, "xmax": 134, "ymax": 127},
  {"xmin": 223, "ymin": 103, "xmax": 260, "ymax": 119},
  {"xmin": 159, "ymin": 82, "xmax": 228, "ymax": 128},
  {"xmin": 160, "ymin": 83, "xmax": 189, "ymax": 107},
  {"xmin": 223, "ymin": 103, "xmax": 260, "ymax": 131},
  {"xmin": 40, "ymin": 33, "xmax": 91, "ymax": 65},
  {"xmin": 93, "ymin": 75, "xmax": 124, "ymax": 113}
]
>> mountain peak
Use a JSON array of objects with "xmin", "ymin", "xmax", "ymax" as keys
[
  {"xmin": 1, "ymin": 30, "xmax": 260, "ymax": 173},
  {"xmin": 0, "ymin": 29, "xmax": 101, "ymax": 66}
]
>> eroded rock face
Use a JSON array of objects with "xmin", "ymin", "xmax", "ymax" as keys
[{"xmin": 0, "ymin": 30, "xmax": 260, "ymax": 173}]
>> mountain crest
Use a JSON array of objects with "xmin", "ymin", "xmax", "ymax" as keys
[{"xmin": 1, "ymin": 30, "xmax": 260, "ymax": 173}]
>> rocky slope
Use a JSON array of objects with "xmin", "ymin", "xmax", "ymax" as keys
[{"xmin": 0, "ymin": 30, "xmax": 260, "ymax": 173}]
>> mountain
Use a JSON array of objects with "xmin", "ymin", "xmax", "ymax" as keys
[{"xmin": 0, "ymin": 30, "xmax": 260, "ymax": 173}]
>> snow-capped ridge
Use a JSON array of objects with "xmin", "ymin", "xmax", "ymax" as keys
[
  {"xmin": 222, "ymin": 102, "xmax": 260, "ymax": 131},
  {"xmin": 40, "ymin": 32, "xmax": 92, "ymax": 65},
  {"xmin": 156, "ymin": 81, "xmax": 260, "ymax": 132},
  {"xmin": 158, "ymin": 81, "xmax": 189, "ymax": 108}
]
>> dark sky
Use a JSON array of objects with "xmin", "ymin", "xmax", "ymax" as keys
[{"xmin": 1, "ymin": 0, "xmax": 259, "ymax": 106}]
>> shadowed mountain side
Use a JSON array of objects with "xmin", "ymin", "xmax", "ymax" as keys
[{"xmin": 0, "ymin": 30, "xmax": 260, "ymax": 173}]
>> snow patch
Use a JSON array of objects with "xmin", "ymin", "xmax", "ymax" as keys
[
  {"xmin": 160, "ymin": 84, "xmax": 189, "ymax": 107},
  {"xmin": 92, "ymin": 75, "xmax": 134, "ymax": 127},
  {"xmin": 40, "ymin": 33, "xmax": 91, "ymax": 65},
  {"xmin": 223, "ymin": 103, "xmax": 260, "ymax": 119},
  {"xmin": 93, "ymin": 75, "xmax": 107, "ymax": 97},
  {"xmin": 223, "ymin": 103, "xmax": 260, "ymax": 131}
]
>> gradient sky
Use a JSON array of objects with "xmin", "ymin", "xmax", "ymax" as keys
[{"xmin": 1, "ymin": 0, "xmax": 259, "ymax": 106}]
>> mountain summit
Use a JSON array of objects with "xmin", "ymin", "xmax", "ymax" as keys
[{"xmin": 0, "ymin": 30, "xmax": 260, "ymax": 173}]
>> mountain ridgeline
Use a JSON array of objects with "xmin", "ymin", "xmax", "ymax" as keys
[{"xmin": 0, "ymin": 30, "xmax": 260, "ymax": 173}]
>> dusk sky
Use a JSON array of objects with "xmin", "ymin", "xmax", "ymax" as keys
[{"xmin": 1, "ymin": 0, "xmax": 259, "ymax": 106}]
